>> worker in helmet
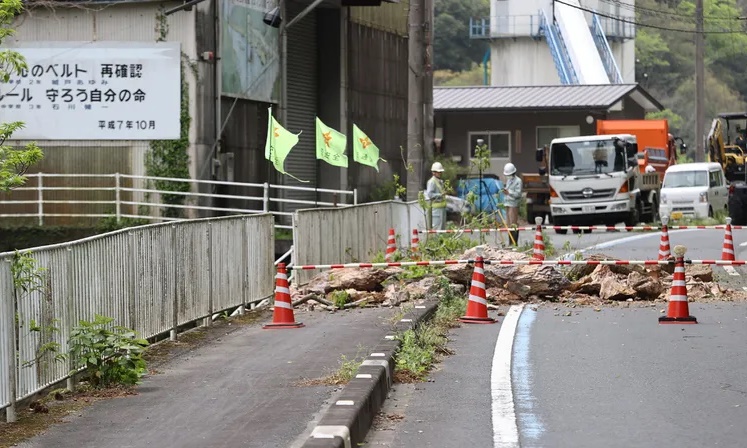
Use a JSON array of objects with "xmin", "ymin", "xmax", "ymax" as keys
[
  {"xmin": 501, "ymin": 162, "xmax": 523, "ymax": 245},
  {"xmin": 424, "ymin": 162, "xmax": 447, "ymax": 230}
]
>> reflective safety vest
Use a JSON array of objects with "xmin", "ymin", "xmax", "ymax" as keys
[{"xmin": 428, "ymin": 176, "xmax": 447, "ymax": 209}]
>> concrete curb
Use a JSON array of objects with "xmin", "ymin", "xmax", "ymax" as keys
[{"xmin": 300, "ymin": 301, "xmax": 439, "ymax": 448}]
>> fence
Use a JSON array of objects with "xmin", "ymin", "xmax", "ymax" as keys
[
  {"xmin": 292, "ymin": 200, "xmax": 426, "ymax": 285},
  {"xmin": 0, "ymin": 173, "xmax": 357, "ymax": 230},
  {"xmin": 0, "ymin": 214, "xmax": 275, "ymax": 419}
]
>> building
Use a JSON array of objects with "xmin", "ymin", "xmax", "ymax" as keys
[
  {"xmin": 434, "ymin": 84, "xmax": 663, "ymax": 177},
  {"xmin": 469, "ymin": 0, "xmax": 635, "ymax": 86},
  {"xmin": 1, "ymin": 0, "xmax": 410, "ymax": 225}
]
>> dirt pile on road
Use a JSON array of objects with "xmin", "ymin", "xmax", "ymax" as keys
[{"xmin": 290, "ymin": 247, "xmax": 747, "ymax": 310}]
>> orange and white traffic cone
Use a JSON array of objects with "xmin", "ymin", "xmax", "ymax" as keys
[
  {"xmin": 658, "ymin": 215, "xmax": 671, "ymax": 261},
  {"xmin": 411, "ymin": 229, "xmax": 420, "ymax": 259},
  {"xmin": 385, "ymin": 228, "xmax": 397, "ymax": 262},
  {"xmin": 263, "ymin": 263, "xmax": 304, "ymax": 329},
  {"xmin": 532, "ymin": 216, "xmax": 545, "ymax": 261},
  {"xmin": 659, "ymin": 245, "xmax": 697, "ymax": 324},
  {"xmin": 460, "ymin": 246, "xmax": 496, "ymax": 324},
  {"xmin": 722, "ymin": 217, "xmax": 735, "ymax": 261}
]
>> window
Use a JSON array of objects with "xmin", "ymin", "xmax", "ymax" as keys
[
  {"xmin": 536, "ymin": 126, "xmax": 580, "ymax": 149},
  {"xmin": 663, "ymin": 171, "xmax": 708, "ymax": 188},
  {"xmin": 709, "ymin": 170, "xmax": 723, "ymax": 187},
  {"xmin": 468, "ymin": 131, "xmax": 510, "ymax": 158}
]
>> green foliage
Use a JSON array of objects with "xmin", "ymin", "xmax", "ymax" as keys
[
  {"xmin": 434, "ymin": 0, "xmax": 489, "ymax": 72},
  {"xmin": 394, "ymin": 278, "xmax": 465, "ymax": 380},
  {"xmin": 636, "ymin": 0, "xmax": 747, "ymax": 149},
  {"xmin": 434, "ymin": 63, "xmax": 489, "ymax": 86},
  {"xmin": 11, "ymin": 250, "xmax": 46, "ymax": 295},
  {"xmin": 0, "ymin": 0, "xmax": 43, "ymax": 191},
  {"xmin": 329, "ymin": 290, "xmax": 350, "ymax": 308},
  {"xmin": 96, "ymin": 215, "xmax": 151, "ymax": 233},
  {"xmin": 397, "ymin": 264, "xmax": 441, "ymax": 280},
  {"xmin": 68, "ymin": 315, "xmax": 149, "ymax": 388},
  {"xmin": 145, "ymin": 8, "xmax": 192, "ymax": 218},
  {"xmin": 370, "ymin": 173, "xmax": 407, "ymax": 201},
  {"xmin": 420, "ymin": 233, "xmax": 477, "ymax": 260}
]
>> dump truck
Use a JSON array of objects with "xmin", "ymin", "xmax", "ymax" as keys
[
  {"xmin": 547, "ymin": 134, "xmax": 661, "ymax": 233},
  {"xmin": 523, "ymin": 145, "xmax": 552, "ymax": 224},
  {"xmin": 596, "ymin": 119, "xmax": 686, "ymax": 182}
]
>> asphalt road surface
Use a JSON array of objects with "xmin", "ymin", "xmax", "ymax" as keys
[{"xmin": 366, "ymin": 228, "xmax": 747, "ymax": 448}]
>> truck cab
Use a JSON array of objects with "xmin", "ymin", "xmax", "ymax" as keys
[{"xmin": 548, "ymin": 134, "xmax": 661, "ymax": 233}]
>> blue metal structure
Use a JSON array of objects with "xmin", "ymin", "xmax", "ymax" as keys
[
  {"xmin": 538, "ymin": 9, "xmax": 579, "ymax": 85},
  {"xmin": 591, "ymin": 13, "xmax": 624, "ymax": 84}
]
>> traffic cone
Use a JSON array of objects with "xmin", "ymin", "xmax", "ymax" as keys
[
  {"xmin": 385, "ymin": 228, "xmax": 396, "ymax": 262},
  {"xmin": 263, "ymin": 263, "xmax": 304, "ymax": 329},
  {"xmin": 659, "ymin": 245, "xmax": 697, "ymax": 324},
  {"xmin": 532, "ymin": 216, "xmax": 545, "ymax": 261},
  {"xmin": 658, "ymin": 215, "xmax": 671, "ymax": 261},
  {"xmin": 722, "ymin": 217, "xmax": 735, "ymax": 261},
  {"xmin": 411, "ymin": 229, "xmax": 420, "ymax": 260},
  {"xmin": 460, "ymin": 247, "xmax": 496, "ymax": 324}
]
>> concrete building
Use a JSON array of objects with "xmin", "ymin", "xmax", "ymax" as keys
[
  {"xmin": 2, "ymin": 0, "xmax": 410, "ymax": 225},
  {"xmin": 470, "ymin": 0, "xmax": 636, "ymax": 86},
  {"xmin": 434, "ymin": 84, "xmax": 663, "ymax": 177}
]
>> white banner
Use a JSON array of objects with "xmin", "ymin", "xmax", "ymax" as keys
[{"xmin": 0, "ymin": 41, "xmax": 181, "ymax": 140}]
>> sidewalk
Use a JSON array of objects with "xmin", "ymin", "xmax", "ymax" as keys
[{"xmin": 14, "ymin": 307, "xmax": 405, "ymax": 448}]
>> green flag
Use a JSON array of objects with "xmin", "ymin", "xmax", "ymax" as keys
[
  {"xmin": 353, "ymin": 124, "xmax": 386, "ymax": 171},
  {"xmin": 315, "ymin": 117, "xmax": 348, "ymax": 168},
  {"xmin": 264, "ymin": 107, "xmax": 308, "ymax": 182}
]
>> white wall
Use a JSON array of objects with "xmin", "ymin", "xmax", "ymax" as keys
[
  {"xmin": 491, "ymin": 39, "xmax": 561, "ymax": 86},
  {"xmin": 8, "ymin": 3, "xmax": 204, "ymax": 183}
]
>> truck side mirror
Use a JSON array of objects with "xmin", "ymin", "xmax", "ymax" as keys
[
  {"xmin": 535, "ymin": 148, "xmax": 544, "ymax": 162},
  {"xmin": 680, "ymin": 143, "xmax": 687, "ymax": 154},
  {"xmin": 626, "ymin": 144, "xmax": 637, "ymax": 159}
]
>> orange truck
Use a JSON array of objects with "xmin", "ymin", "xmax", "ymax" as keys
[{"xmin": 595, "ymin": 119, "xmax": 687, "ymax": 182}]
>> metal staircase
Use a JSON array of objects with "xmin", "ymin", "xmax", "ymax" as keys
[
  {"xmin": 591, "ymin": 13, "xmax": 623, "ymax": 83},
  {"xmin": 539, "ymin": 9, "xmax": 578, "ymax": 85}
]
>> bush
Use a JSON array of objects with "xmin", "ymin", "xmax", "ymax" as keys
[{"xmin": 68, "ymin": 315, "xmax": 149, "ymax": 388}]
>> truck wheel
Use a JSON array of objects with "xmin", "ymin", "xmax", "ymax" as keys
[{"xmin": 625, "ymin": 201, "xmax": 640, "ymax": 228}]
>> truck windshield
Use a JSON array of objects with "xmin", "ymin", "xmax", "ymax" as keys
[
  {"xmin": 662, "ymin": 171, "xmax": 708, "ymax": 188},
  {"xmin": 550, "ymin": 139, "xmax": 628, "ymax": 175}
]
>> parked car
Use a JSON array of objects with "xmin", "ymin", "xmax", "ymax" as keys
[
  {"xmin": 728, "ymin": 181, "xmax": 747, "ymax": 225},
  {"xmin": 659, "ymin": 162, "xmax": 729, "ymax": 219}
]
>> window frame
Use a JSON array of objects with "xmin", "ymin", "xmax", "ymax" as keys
[
  {"xmin": 535, "ymin": 125, "xmax": 581, "ymax": 148},
  {"xmin": 467, "ymin": 131, "xmax": 512, "ymax": 160}
]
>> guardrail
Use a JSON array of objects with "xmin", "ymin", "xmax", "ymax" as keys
[
  {"xmin": 0, "ymin": 173, "xmax": 357, "ymax": 230},
  {"xmin": 0, "ymin": 214, "xmax": 275, "ymax": 420}
]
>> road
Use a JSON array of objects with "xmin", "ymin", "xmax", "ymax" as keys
[{"xmin": 366, "ymin": 228, "xmax": 747, "ymax": 447}]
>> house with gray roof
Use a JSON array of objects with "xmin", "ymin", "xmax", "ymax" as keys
[{"xmin": 433, "ymin": 83, "xmax": 663, "ymax": 178}]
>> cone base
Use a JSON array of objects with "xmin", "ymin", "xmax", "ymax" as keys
[
  {"xmin": 459, "ymin": 315, "xmax": 497, "ymax": 324},
  {"xmin": 263, "ymin": 322, "xmax": 305, "ymax": 329},
  {"xmin": 658, "ymin": 315, "xmax": 697, "ymax": 324}
]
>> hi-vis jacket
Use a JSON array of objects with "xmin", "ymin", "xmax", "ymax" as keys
[{"xmin": 425, "ymin": 176, "xmax": 447, "ymax": 209}]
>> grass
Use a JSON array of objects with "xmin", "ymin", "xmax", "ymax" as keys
[
  {"xmin": 392, "ymin": 278, "xmax": 466, "ymax": 383},
  {"xmin": 296, "ymin": 348, "xmax": 366, "ymax": 386}
]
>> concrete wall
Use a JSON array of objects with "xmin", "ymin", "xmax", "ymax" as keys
[{"xmin": 491, "ymin": 38, "xmax": 560, "ymax": 86}]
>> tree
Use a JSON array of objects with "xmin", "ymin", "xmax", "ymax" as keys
[
  {"xmin": 0, "ymin": 0, "xmax": 43, "ymax": 191},
  {"xmin": 433, "ymin": 0, "xmax": 489, "ymax": 72}
]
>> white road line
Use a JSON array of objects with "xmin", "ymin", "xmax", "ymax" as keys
[
  {"xmin": 723, "ymin": 265, "xmax": 740, "ymax": 276},
  {"xmin": 740, "ymin": 241, "xmax": 747, "ymax": 247},
  {"xmin": 491, "ymin": 304, "xmax": 524, "ymax": 448},
  {"xmin": 742, "ymin": 287, "xmax": 747, "ymax": 292}
]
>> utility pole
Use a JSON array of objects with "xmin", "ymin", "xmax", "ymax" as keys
[
  {"xmin": 695, "ymin": 0, "xmax": 705, "ymax": 162},
  {"xmin": 406, "ymin": 0, "xmax": 425, "ymax": 201},
  {"xmin": 423, "ymin": 0, "xmax": 434, "ymax": 170}
]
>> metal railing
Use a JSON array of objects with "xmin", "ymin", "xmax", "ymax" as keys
[
  {"xmin": 0, "ymin": 173, "xmax": 358, "ymax": 231},
  {"xmin": 595, "ymin": 14, "xmax": 636, "ymax": 40},
  {"xmin": 591, "ymin": 13, "xmax": 624, "ymax": 84},
  {"xmin": 0, "ymin": 214, "xmax": 275, "ymax": 419},
  {"xmin": 539, "ymin": 9, "xmax": 579, "ymax": 85},
  {"xmin": 469, "ymin": 15, "xmax": 541, "ymax": 39}
]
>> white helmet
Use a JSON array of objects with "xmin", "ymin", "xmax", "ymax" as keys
[
  {"xmin": 503, "ymin": 162, "xmax": 517, "ymax": 176},
  {"xmin": 431, "ymin": 162, "xmax": 445, "ymax": 172}
]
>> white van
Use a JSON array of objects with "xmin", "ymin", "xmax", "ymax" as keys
[{"xmin": 659, "ymin": 162, "xmax": 728, "ymax": 219}]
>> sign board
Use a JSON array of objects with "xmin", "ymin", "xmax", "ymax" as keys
[
  {"xmin": 0, "ymin": 41, "xmax": 181, "ymax": 140},
  {"xmin": 221, "ymin": 0, "xmax": 280, "ymax": 103}
]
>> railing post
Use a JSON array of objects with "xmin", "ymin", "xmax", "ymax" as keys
[
  {"xmin": 115, "ymin": 172, "xmax": 121, "ymax": 224},
  {"xmin": 37, "ymin": 172, "xmax": 43, "ymax": 226},
  {"xmin": 170, "ymin": 223, "xmax": 178, "ymax": 341},
  {"xmin": 263, "ymin": 182, "xmax": 270, "ymax": 212},
  {"xmin": 353, "ymin": 188, "xmax": 358, "ymax": 205},
  {"xmin": 4, "ymin": 257, "xmax": 17, "ymax": 423},
  {"xmin": 240, "ymin": 217, "xmax": 248, "ymax": 315},
  {"xmin": 333, "ymin": 192, "xmax": 338, "ymax": 207},
  {"xmin": 205, "ymin": 221, "xmax": 213, "ymax": 327}
]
